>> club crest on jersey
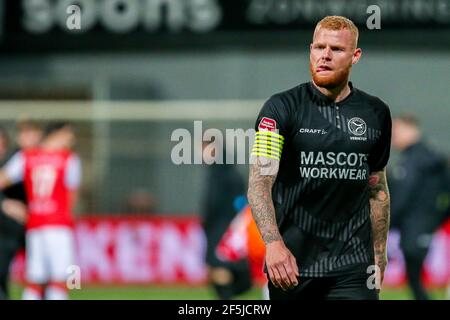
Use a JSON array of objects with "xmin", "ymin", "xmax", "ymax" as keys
[
  {"xmin": 348, "ymin": 117, "xmax": 367, "ymax": 136},
  {"xmin": 258, "ymin": 117, "xmax": 277, "ymax": 132}
]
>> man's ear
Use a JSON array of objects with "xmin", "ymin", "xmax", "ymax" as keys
[{"xmin": 352, "ymin": 48, "xmax": 362, "ymax": 65}]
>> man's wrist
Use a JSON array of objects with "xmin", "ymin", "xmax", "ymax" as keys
[{"xmin": 264, "ymin": 235, "xmax": 285, "ymax": 249}]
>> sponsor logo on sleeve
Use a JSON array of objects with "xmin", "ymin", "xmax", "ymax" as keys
[{"xmin": 258, "ymin": 117, "xmax": 277, "ymax": 132}]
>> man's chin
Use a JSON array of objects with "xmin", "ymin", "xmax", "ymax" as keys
[
  {"xmin": 312, "ymin": 73, "xmax": 346, "ymax": 89},
  {"xmin": 313, "ymin": 77, "xmax": 339, "ymax": 89}
]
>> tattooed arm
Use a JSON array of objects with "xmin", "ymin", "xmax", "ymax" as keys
[
  {"xmin": 248, "ymin": 157, "xmax": 281, "ymax": 244},
  {"xmin": 368, "ymin": 167, "xmax": 391, "ymax": 287},
  {"xmin": 248, "ymin": 156, "xmax": 299, "ymax": 290}
]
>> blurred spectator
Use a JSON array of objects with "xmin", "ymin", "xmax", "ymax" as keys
[
  {"xmin": 0, "ymin": 121, "xmax": 43, "ymax": 300},
  {"xmin": 124, "ymin": 189, "xmax": 157, "ymax": 214},
  {"xmin": 389, "ymin": 114, "xmax": 450, "ymax": 300},
  {"xmin": 200, "ymin": 140, "xmax": 251, "ymax": 299}
]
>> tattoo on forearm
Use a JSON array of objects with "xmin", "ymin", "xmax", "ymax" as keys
[
  {"xmin": 368, "ymin": 169, "xmax": 390, "ymax": 266},
  {"xmin": 247, "ymin": 157, "xmax": 281, "ymax": 245}
]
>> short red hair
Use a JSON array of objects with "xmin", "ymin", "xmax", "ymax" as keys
[{"xmin": 314, "ymin": 16, "xmax": 359, "ymax": 48}]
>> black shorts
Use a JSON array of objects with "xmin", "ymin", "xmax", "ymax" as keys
[{"xmin": 268, "ymin": 271, "xmax": 379, "ymax": 300}]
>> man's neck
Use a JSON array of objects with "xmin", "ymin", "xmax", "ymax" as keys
[
  {"xmin": 41, "ymin": 141, "xmax": 59, "ymax": 151},
  {"xmin": 312, "ymin": 80, "xmax": 351, "ymax": 103}
]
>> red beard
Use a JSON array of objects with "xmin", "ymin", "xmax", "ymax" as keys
[{"xmin": 310, "ymin": 62, "xmax": 351, "ymax": 89}]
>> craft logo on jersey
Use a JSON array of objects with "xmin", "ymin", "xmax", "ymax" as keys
[
  {"xmin": 299, "ymin": 128, "xmax": 327, "ymax": 135},
  {"xmin": 258, "ymin": 117, "xmax": 277, "ymax": 132},
  {"xmin": 348, "ymin": 117, "xmax": 367, "ymax": 136}
]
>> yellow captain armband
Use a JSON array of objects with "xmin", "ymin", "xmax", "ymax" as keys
[{"xmin": 251, "ymin": 131, "xmax": 284, "ymax": 160}]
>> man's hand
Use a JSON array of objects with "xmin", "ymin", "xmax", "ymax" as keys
[
  {"xmin": 2, "ymin": 199, "xmax": 28, "ymax": 225},
  {"xmin": 0, "ymin": 171, "xmax": 13, "ymax": 191},
  {"xmin": 265, "ymin": 240, "xmax": 299, "ymax": 291}
]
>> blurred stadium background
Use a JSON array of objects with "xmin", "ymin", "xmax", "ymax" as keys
[{"xmin": 0, "ymin": 0, "xmax": 449, "ymax": 300}]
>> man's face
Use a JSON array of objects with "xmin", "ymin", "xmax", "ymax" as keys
[
  {"xmin": 202, "ymin": 140, "xmax": 220, "ymax": 164},
  {"xmin": 17, "ymin": 128, "xmax": 42, "ymax": 150},
  {"xmin": 310, "ymin": 28, "xmax": 361, "ymax": 88},
  {"xmin": 53, "ymin": 127, "xmax": 75, "ymax": 150},
  {"xmin": 391, "ymin": 120, "xmax": 413, "ymax": 150}
]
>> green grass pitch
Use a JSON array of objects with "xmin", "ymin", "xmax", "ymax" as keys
[{"xmin": 9, "ymin": 284, "xmax": 448, "ymax": 300}]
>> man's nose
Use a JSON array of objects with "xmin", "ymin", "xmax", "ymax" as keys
[{"xmin": 321, "ymin": 46, "xmax": 332, "ymax": 60}]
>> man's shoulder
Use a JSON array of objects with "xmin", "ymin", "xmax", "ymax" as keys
[{"xmin": 264, "ymin": 82, "xmax": 309, "ymax": 111}]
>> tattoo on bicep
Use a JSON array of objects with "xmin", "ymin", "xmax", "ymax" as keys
[{"xmin": 248, "ymin": 157, "xmax": 281, "ymax": 244}]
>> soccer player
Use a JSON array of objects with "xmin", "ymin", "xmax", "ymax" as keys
[
  {"xmin": 0, "ymin": 127, "xmax": 13, "ymax": 299},
  {"xmin": 247, "ymin": 16, "xmax": 392, "ymax": 300},
  {"xmin": 200, "ymin": 143, "xmax": 250, "ymax": 299},
  {"xmin": 0, "ymin": 122, "xmax": 81, "ymax": 300},
  {"xmin": 216, "ymin": 203, "xmax": 268, "ymax": 298},
  {"xmin": 0, "ymin": 120, "xmax": 43, "ymax": 300}
]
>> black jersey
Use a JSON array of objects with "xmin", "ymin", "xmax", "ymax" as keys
[
  {"xmin": 389, "ymin": 141, "xmax": 450, "ymax": 233},
  {"xmin": 0, "ymin": 150, "xmax": 26, "ymax": 239},
  {"xmin": 252, "ymin": 81, "xmax": 392, "ymax": 277}
]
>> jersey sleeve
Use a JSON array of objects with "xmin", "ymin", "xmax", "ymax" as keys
[
  {"xmin": 368, "ymin": 104, "xmax": 392, "ymax": 173},
  {"xmin": 65, "ymin": 154, "xmax": 82, "ymax": 190},
  {"xmin": 3, "ymin": 151, "xmax": 25, "ymax": 184},
  {"xmin": 251, "ymin": 95, "xmax": 290, "ymax": 161}
]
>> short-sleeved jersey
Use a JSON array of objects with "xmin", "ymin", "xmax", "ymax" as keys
[
  {"xmin": 252, "ymin": 82, "xmax": 392, "ymax": 277},
  {"xmin": 4, "ymin": 149, "xmax": 81, "ymax": 230}
]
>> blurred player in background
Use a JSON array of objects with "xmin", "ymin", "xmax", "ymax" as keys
[
  {"xmin": 389, "ymin": 114, "xmax": 450, "ymax": 300},
  {"xmin": 0, "ymin": 127, "xmax": 13, "ymax": 299},
  {"xmin": 248, "ymin": 16, "xmax": 392, "ymax": 300},
  {"xmin": 200, "ymin": 141, "xmax": 252, "ymax": 299},
  {"xmin": 0, "ymin": 121, "xmax": 42, "ymax": 299},
  {"xmin": 216, "ymin": 201, "xmax": 268, "ymax": 299},
  {"xmin": 0, "ymin": 122, "xmax": 81, "ymax": 300}
]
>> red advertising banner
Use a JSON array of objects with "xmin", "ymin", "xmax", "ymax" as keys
[
  {"xmin": 11, "ymin": 216, "xmax": 450, "ymax": 287},
  {"xmin": 74, "ymin": 216, "xmax": 207, "ymax": 284}
]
